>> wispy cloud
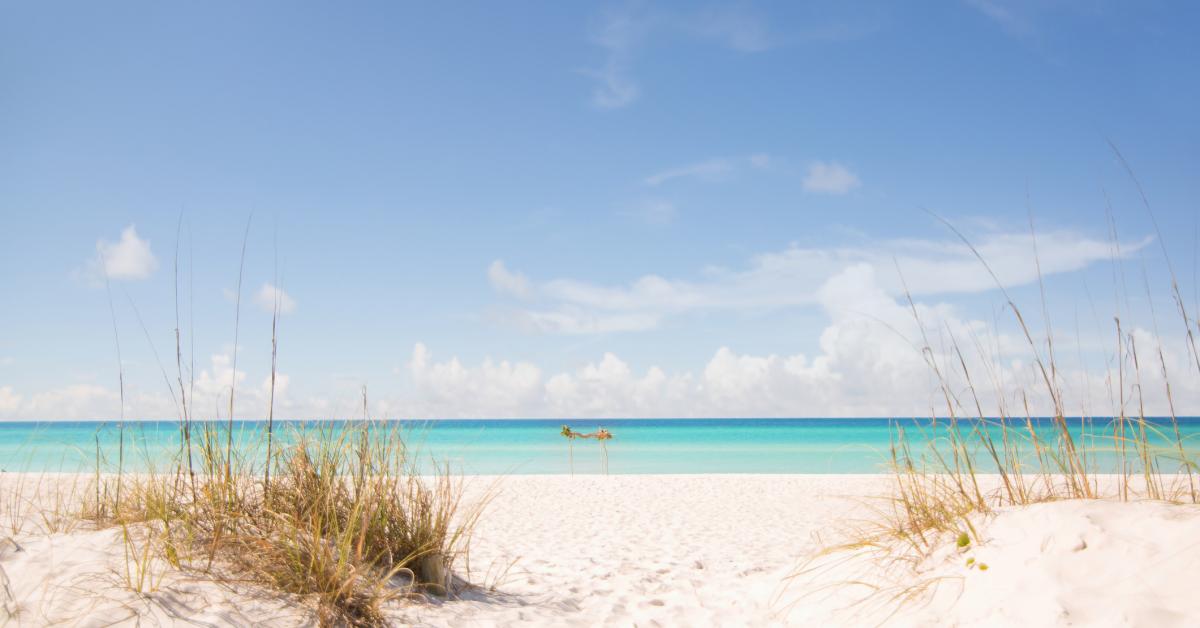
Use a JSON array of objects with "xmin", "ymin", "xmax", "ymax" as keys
[
  {"xmin": 644, "ymin": 159, "xmax": 734, "ymax": 186},
  {"xmin": 583, "ymin": 6, "xmax": 771, "ymax": 109},
  {"xmin": 802, "ymin": 161, "xmax": 860, "ymax": 195},
  {"xmin": 587, "ymin": 62, "xmax": 640, "ymax": 109},
  {"xmin": 486, "ymin": 229, "xmax": 1150, "ymax": 335},
  {"xmin": 644, "ymin": 153, "xmax": 770, "ymax": 186},
  {"xmin": 584, "ymin": 8, "xmax": 649, "ymax": 109},
  {"xmin": 80, "ymin": 225, "xmax": 158, "ymax": 283},
  {"xmin": 966, "ymin": 0, "xmax": 1034, "ymax": 36},
  {"xmin": 684, "ymin": 6, "xmax": 772, "ymax": 52},
  {"xmin": 488, "ymin": 260, "xmax": 533, "ymax": 299}
]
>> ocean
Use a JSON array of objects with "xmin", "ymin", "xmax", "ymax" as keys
[{"xmin": 1, "ymin": 418, "xmax": 1198, "ymax": 475}]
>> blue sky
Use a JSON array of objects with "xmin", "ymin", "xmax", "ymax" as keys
[{"xmin": 2, "ymin": 1, "xmax": 1198, "ymax": 419}]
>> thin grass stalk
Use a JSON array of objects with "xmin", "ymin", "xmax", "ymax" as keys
[
  {"xmin": 226, "ymin": 216, "xmax": 252, "ymax": 483},
  {"xmin": 1127, "ymin": 334, "xmax": 1164, "ymax": 499},
  {"xmin": 928, "ymin": 211, "xmax": 1092, "ymax": 497},
  {"xmin": 1140, "ymin": 262, "xmax": 1197, "ymax": 501},
  {"xmin": 1109, "ymin": 141, "xmax": 1200, "ymax": 496},
  {"xmin": 99, "ymin": 250, "xmax": 127, "ymax": 508},
  {"xmin": 952, "ymin": 341, "xmax": 1013, "ymax": 502},
  {"xmin": 264, "ymin": 256, "xmax": 281, "ymax": 493},
  {"xmin": 175, "ymin": 216, "xmax": 197, "ymax": 503},
  {"xmin": 1108, "ymin": 140, "xmax": 1200, "ymax": 378},
  {"xmin": 895, "ymin": 262, "xmax": 983, "ymax": 506}
]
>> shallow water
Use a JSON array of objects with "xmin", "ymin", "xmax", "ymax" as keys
[{"xmin": 1, "ymin": 418, "xmax": 1197, "ymax": 474}]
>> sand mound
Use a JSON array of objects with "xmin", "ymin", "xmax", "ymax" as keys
[{"xmin": 786, "ymin": 499, "xmax": 1200, "ymax": 627}]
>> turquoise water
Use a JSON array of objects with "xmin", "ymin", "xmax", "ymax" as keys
[{"xmin": 1, "ymin": 418, "xmax": 1198, "ymax": 474}]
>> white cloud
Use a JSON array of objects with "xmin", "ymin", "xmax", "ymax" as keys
[
  {"xmin": 188, "ymin": 352, "xmax": 303, "ymax": 420},
  {"xmin": 486, "ymin": 229, "xmax": 1148, "ymax": 335},
  {"xmin": 19, "ymin": 384, "xmax": 118, "ymax": 420},
  {"xmin": 0, "ymin": 386, "xmax": 21, "ymax": 414},
  {"xmin": 254, "ymin": 283, "xmax": 296, "ymax": 315},
  {"xmin": 506, "ymin": 307, "xmax": 661, "ymax": 335},
  {"xmin": 488, "ymin": 261, "xmax": 532, "ymax": 299},
  {"xmin": 395, "ymin": 263, "xmax": 1200, "ymax": 418},
  {"xmin": 6, "ymin": 287, "xmax": 1196, "ymax": 419},
  {"xmin": 0, "ymin": 351, "xmax": 306, "ymax": 421},
  {"xmin": 545, "ymin": 354, "xmax": 689, "ymax": 417},
  {"xmin": 802, "ymin": 161, "xmax": 861, "ymax": 195},
  {"xmin": 82, "ymin": 225, "xmax": 158, "ymax": 282},
  {"xmin": 408, "ymin": 343, "xmax": 542, "ymax": 417},
  {"xmin": 191, "ymin": 352, "xmax": 246, "ymax": 406}
]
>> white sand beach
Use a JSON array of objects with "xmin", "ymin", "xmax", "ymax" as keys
[
  {"xmin": 7, "ymin": 0, "xmax": 1200, "ymax": 624},
  {"xmin": 2, "ymin": 474, "xmax": 1199, "ymax": 626}
]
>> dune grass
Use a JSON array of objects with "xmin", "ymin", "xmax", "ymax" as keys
[
  {"xmin": 797, "ymin": 190, "xmax": 1200, "ymax": 619},
  {"xmin": 873, "ymin": 206, "xmax": 1199, "ymax": 558},
  {"xmin": 72, "ymin": 416, "xmax": 488, "ymax": 626},
  {"xmin": 782, "ymin": 189, "xmax": 1199, "ymax": 624},
  {"xmin": 30, "ymin": 221, "xmax": 494, "ymax": 627},
  {"xmin": 785, "ymin": 147, "xmax": 1200, "ymax": 624}
]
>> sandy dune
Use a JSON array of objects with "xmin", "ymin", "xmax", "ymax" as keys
[{"xmin": 2, "ymin": 474, "xmax": 1198, "ymax": 626}]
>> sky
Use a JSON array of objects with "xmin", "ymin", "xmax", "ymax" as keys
[{"xmin": 1, "ymin": 1, "xmax": 1199, "ymax": 420}]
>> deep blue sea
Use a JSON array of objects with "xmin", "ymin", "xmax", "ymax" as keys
[{"xmin": 1, "ymin": 418, "xmax": 1198, "ymax": 474}]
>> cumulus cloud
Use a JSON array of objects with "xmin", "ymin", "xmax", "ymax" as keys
[
  {"xmin": 8, "ymin": 384, "xmax": 119, "ymax": 420},
  {"xmin": 0, "ymin": 351, "xmax": 307, "ymax": 421},
  {"xmin": 488, "ymin": 261, "xmax": 532, "ymax": 299},
  {"xmin": 0, "ymin": 386, "xmax": 21, "ymax": 414},
  {"xmin": 7, "ymin": 291, "xmax": 1196, "ymax": 420},
  {"xmin": 802, "ymin": 161, "xmax": 860, "ymax": 194},
  {"xmin": 486, "ymin": 229, "xmax": 1150, "ymax": 335},
  {"xmin": 407, "ymin": 343, "xmax": 542, "ymax": 417},
  {"xmin": 255, "ymin": 283, "xmax": 296, "ymax": 315},
  {"xmin": 82, "ymin": 225, "xmax": 158, "ymax": 282},
  {"xmin": 398, "ymin": 264, "xmax": 1200, "ymax": 418}
]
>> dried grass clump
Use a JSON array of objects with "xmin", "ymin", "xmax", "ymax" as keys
[
  {"xmin": 82, "ymin": 422, "xmax": 486, "ymax": 626},
  {"xmin": 69, "ymin": 221, "xmax": 490, "ymax": 626}
]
